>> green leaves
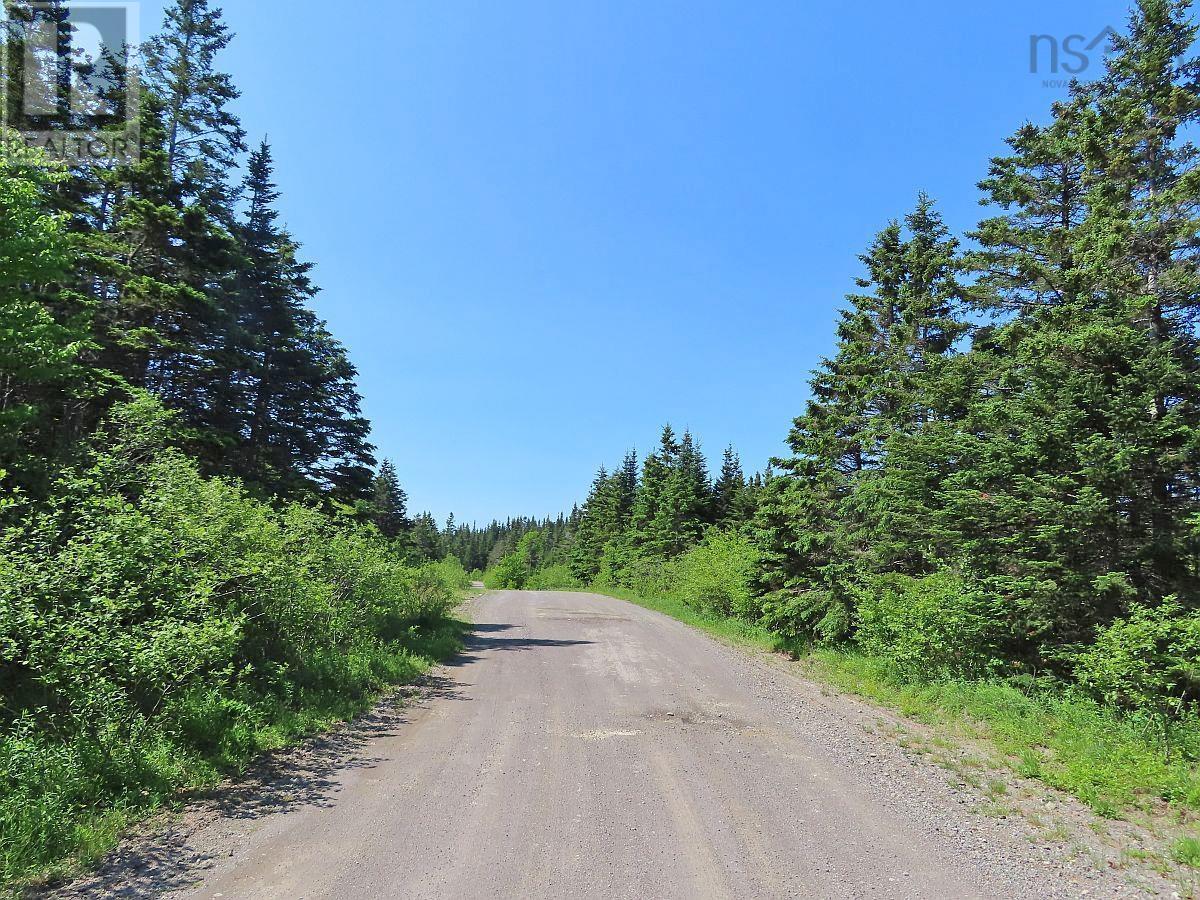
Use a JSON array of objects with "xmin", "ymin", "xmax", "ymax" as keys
[
  {"xmin": 1076, "ymin": 598, "xmax": 1200, "ymax": 723},
  {"xmin": 0, "ymin": 398, "xmax": 462, "ymax": 884}
]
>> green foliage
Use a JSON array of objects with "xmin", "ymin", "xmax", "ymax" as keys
[
  {"xmin": 1173, "ymin": 836, "xmax": 1200, "ymax": 869},
  {"xmin": 0, "ymin": 399, "xmax": 464, "ymax": 886},
  {"xmin": 444, "ymin": 513, "xmax": 575, "ymax": 573},
  {"xmin": 1075, "ymin": 599, "xmax": 1200, "ymax": 752},
  {"xmin": 746, "ymin": 2, "xmax": 1200, "ymax": 705},
  {"xmin": 853, "ymin": 571, "xmax": 1005, "ymax": 680},
  {"xmin": 484, "ymin": 552, "xmax": 527, "ymax": 589},
  {"xmin": 571, "ymin": 427, "xmax": 760, "ymax": 591},
  {"xmin": 755, "ymin": 196, "xmax": 967, "ymax": 647},
  {"xmin": 0, "ymin": 137, "xmax": 86, "ymax": 479},
  {"xmin": 422, "ymin": 555, "xmax": 471, "ymax": 593},
  {"xmin": 364, "ymin": 459, "xmax": 410, "ymax": 539},
  {"xmin": 524, "ymin": 564, "xmax": 582, "ymax": 591},
  {"xmin": 484, "ymin": 530, "xmax": 556, "ymax": 589},
  {"xmin": 669, "ymin": 529, "xmax": 758, "ymax": 619}
]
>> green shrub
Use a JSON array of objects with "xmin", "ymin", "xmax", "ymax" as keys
[
  {"xmin": 484, "ymin": 531, "xmax": 559, "ymax": 589},
  {"xmin": 594, "ymin": 542, "xmax": 674, "ymax": 597},
  {"xmin": 0, "ymin": 398, "xmax": 463, "ymax": 886},
  {"xmin": 757, "ymin": 588, "xmax": 853, "ymax": 648},
  {"xmin": 484, "ymin": 551, "xmax": 528, "ymax": 589},
  {"xmin": 853, "ymin": 570, "xmax": 1005, "ymax": 680},
  {"xmin": 525, "ymin": 564, "xmax": 582, "ymax": 590},
  {"xmin": 423, "ymin": 555, "xmax": 471, "ymax": 594},
  {"xmin": 670, "ymin": 529, "xmax": 757, "ymax": 618},
  {"xmin": 1075, "ymin": 599, "xmax": 1200, "ymax": 754}
]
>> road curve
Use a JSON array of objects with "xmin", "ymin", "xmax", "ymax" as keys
[{"xmin": 56, "ymin": 590, "xmax": 1129, "ymax": 899}]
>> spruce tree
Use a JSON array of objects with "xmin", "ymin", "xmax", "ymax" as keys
[
  {"xmin": 570, "ymin": 465, "xmax": 621, "ymax": 580},
  {"xmin": 628, "ymin": 425, "xmax": 679, "ymax": 557},
  {"xmin": 757, "ymin": 197, "xmax": 967, "ymax": 642},
  {"xmin": 713, "ymin": 445, "xmax": 748, "ymax": 527},
  {"xmin": 144, "ymin": 0, "xmax": 245, "ymax": 210},
  {"xmin": 227, "ymin": 140, "xmax": 375, "ymax": 498},
  {"xmin": 368, "ymin": 459, "xmax": 409, "ymax": 538},
  {"xmin": 864, "ymin": 2, "xmax": 1200, "ymax": 666}
]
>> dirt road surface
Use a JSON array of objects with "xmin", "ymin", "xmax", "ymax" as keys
[{"xmin": 53, "ymin": 590, "xmax": 1162, "ymax": 899}]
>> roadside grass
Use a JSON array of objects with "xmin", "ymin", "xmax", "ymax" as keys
[
  {"xmin": 804, "ymin": 650, "xmax": 1200, "ymax": 821},
  {"xmin": 1174, "ymin": 836, "xmax": 1200, "ymax": 868},
  {"xmin": 5, "ymin": 616, "xmax": 469, "ymax": 897},
  {"xmin": 587, "ymin": 585, "xmax": 1200, "ymax": 832}
]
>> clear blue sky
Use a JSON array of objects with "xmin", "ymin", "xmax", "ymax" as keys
[{"xmin": 141, "ymin": 0, "xmax": 1132, "ymax": 524}]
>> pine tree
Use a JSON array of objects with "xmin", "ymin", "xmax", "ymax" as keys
[
  {"xmin": 713, "ymin": 445, "xmax": 748, "ymax": 527},
  {"xmin": 226, "ymin": 140, "xmax": 375, "ymax": 498},
  {"xmin": 368, "ymin": 459, "xmax": 409, "ymax": 538},
  {"xmin": 757, "ymin": 197, "xmax": 967, "ymax": 643},
  {"xmin": 407, "ymin": 512, "xmax": 442, "ymax": 562},
  {"xmin": 628, "ymin": 425, "xmax": 679, "ymax": 557},
  {"xmin": 860, "ymin": 2, "xmax": 1200, "ymax": 667},
  {"xmin": 654, "ymin": 430, "xmax": 711, "ymax": 555},
  {"xmin": 569, "ymin": 465, "xmax": 620, "ymax": 580},
  {"xmin": 1081, "ymin": 0, "xmax": 1200, "ymax": 601},
  {"xmin": 144, "ymin": 0, "xmax": 246, "ymax": 210},
  {"xmin": 614, "ymin": 449, "xmax": 639, "ymax": 525}
]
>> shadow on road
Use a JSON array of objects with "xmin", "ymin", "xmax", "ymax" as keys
[{"xmin": 447, "ymin": 621, "xmax": 593, "ymax": 665}]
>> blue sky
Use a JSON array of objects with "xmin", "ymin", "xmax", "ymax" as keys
[{"xmin": 140, "ymin": 0, "xmax": 1133, "ymax": 524}]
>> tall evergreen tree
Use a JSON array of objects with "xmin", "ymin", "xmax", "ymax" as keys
[
  {"xmin": 144, "ymin": 0, "xmax": 245, "ymax": 210},
  {"xmin": 713, "ymin": 445, "xmax": 748, "ymax": 527},
  {"xmin": 757, "ymin": 197, "xmax": 967, "ymax": 642},
  {"xmin": 226, "ymin": 140, "xmax": 374, "ymax": 498},
  {"xmin": 368, "ymin": 459, "xmax": 409, "ymax": 539},
  {"xmin": 570, "ymin": 465, "xmax": 620, "ymax": 580}
]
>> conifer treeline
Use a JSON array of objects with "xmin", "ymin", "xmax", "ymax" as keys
[
  {"xmin": 440, "ymin": 514, "xmax": 577, "ymax": 572},
  {"xmin": 569, "ymin": 429, "xmax": 763, "ymax": 582},
  {"xmin": 564, "ymin": 0, "xmax": 1200, "ymax": 686},
  {"xmin": 1, "ymin": 0, "xmax": 376, "ymax": 507}
]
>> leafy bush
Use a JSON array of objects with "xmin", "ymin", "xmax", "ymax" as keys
[
  {"xmin": 484, "ymin": 531, "xmax": 555, "ymax": 589},
  {"xmin": 670, "ymin": 529, "xmax": 757, "ymax": 618},
  {"xmin": 594, "ymin": 541, "xmax": 674, "ymax": 597},
  {"xmin": 0, "ymin": 398, "xmax": 463, "ymax": 885},
  {"xmin": 1075, "ymin": 599, "xmax": 1200, "ymax": 754},
  {"xmin": 525, "ymin": 564, "xmax": 582, "ymax": 590},
  {"xmin": 423, "ymin": 555, "xmax": 472, "ymax": 594},
  {"xmin": 853, "ymin": 570, "xmax": 1005, "ymax": 680},
  {"xmin": 484, "ymin": 551, "xmax": 528, "ymax": 589}
]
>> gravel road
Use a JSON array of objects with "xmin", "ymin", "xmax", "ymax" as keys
[{"xmin": 52, "ymin": 590, "xmax": 1172, "ymax": 899}]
